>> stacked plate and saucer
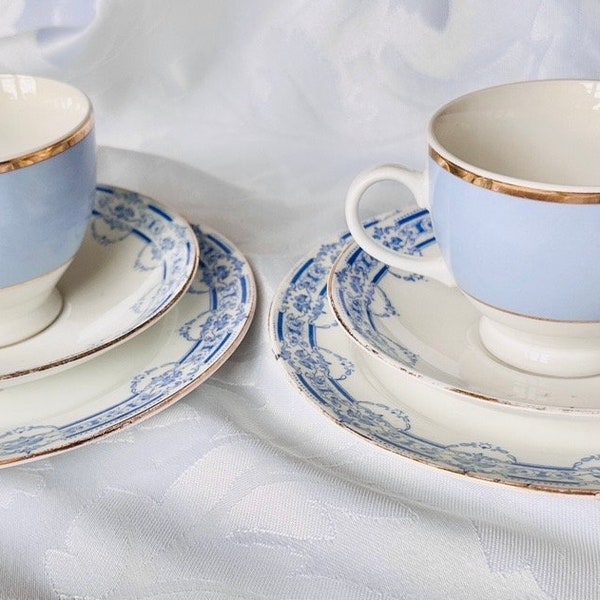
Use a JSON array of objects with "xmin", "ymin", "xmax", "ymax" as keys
[
  {"xmin": 271, "ymin": 79, "xmax": 600, "ymax": 495},
  {"xmin": 0, "ymin": 75, "xmax": 256, "ymax": 467},
  {"xmin": 269, "ymin": 207, "xmax": 600, "ymax": 495},
  {"xmin": 0, "ymin": 184, "xmax": 256, "ymax": 466}
]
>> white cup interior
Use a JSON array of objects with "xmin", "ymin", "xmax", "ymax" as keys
[
  {"xmin": 0, "ymin": 75, "xmax": 91, "ymax": 163},
  {"xmin": 430, "ymin": 80, "xmax": 600, "ymax": 187}
]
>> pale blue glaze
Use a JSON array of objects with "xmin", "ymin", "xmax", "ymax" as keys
[
  {"xmin": 428, "ymin": 158, "xmax": 600, "ymax": 321},
  {"xmin": 0, "ymin": 131, "xmax": 96, "ymax": 287}
]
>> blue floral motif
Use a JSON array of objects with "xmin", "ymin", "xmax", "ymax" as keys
[
  {"xmin": 293, "ymin": 293, "xmax": 312, "ymax": 314},
  {"xmin": 337, "ymin": 401, "xmax": 411, "ymax": 434},
  {"xmin": 442, "ymin": 443, "xmax": 518, "ymax": 473},
  {"xmin": 91, "ymin": 187, "xmax": 148, "ymax": 244},
  {"xmin": 130, "ymin": 361, "xmax": 202, "ymax": 398},
  {"xmin": 129, "ymin": 225, "xmax": 252, "ymax": 400},
  {"xmin": 0, "ymin": 222, "xmax": 254, "ymax": 462},
  {"xmin": 112, "ymin": 203, "xmax": 136, "ymax": 221},
  {"xmin": 334, "ymin": 209, "xmax": 432, "ymax": 369},
  {"xmin": 271, "ymin": 211, "xmax": 600, "ymax": 493},
  {"xmin": 0, "ymin": 426, "xmax": 65, "ymax": 457},
  {"xmin": 371, "ymin": 210, "xmax": 433, "ymax": 253},
  {"xmin": 90, "ymin": 186, "xmax": 197, "ymax": 320}
]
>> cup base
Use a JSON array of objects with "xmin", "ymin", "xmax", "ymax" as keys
[
  {"xmin": 478, "ymin": 316, "xmax": 600, "ymax": 378},
  {"xmin": 0, "ymin": 262, "xmax": 71, "ymax": 347},
  {"xmin": 464, "ymin": 295, "xmax": 600, "ymax": 378},
  {"xmin": 0, "ymin": 287, "xmax": 63, "ymax": 348}
]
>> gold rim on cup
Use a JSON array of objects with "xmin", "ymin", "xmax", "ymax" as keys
[
  {"xmin": 429, "ymin": 146, "xmax": 600, "ymax": 205},
  {"xmin": 0, "ymin": 111, "xmax": 94, "ymax": 174}
]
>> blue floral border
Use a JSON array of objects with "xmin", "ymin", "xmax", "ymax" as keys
[
  {"xmin": 271, "ymin": 211, "xmax": 600, "ymax": 494},
  {"xmin": 0, "ymin": 223, "xmax": 254, "ymax": 462},
  {"xmin": 92, "ymin": 185, "xmax": 197, "ymax": 321}
]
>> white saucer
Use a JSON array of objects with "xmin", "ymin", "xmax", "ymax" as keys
[
  {"xmin": 0, "ymin": 222, "xmax": 255, "ymax": 465},
  {"xmin": 328, "ymin": 208, "xmax": 600, "ymax": 411},
  {"xmin": 270, "ymin": 219, "xmax": 600, "ymax": 494},
  {"xmin": 0, "ymin": 185, "xmax": 199, "ymax": 387}
]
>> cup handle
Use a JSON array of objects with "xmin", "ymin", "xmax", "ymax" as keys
[{"xmin": 345, "ymin": 164, "xmax": 456, "ymax": 286}]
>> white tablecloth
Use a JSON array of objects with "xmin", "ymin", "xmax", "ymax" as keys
[{"xmin": 2, "ymin": 2, "xmax": 600, "ymax": 598}]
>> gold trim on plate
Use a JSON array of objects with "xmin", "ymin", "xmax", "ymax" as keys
[
  {"xmin": 429, "ymin": 147, "xmax": 600, "ymax": 204},
  {"xmin": 0, "ymin": 112, "xmax": 94, "ymax": 174}
]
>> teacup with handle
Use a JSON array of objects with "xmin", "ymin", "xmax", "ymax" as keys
[{"xmin": 346, "ymin": 80, "xmax": 600, "ymax": 378}]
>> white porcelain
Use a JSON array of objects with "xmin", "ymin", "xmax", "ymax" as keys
[
  {"xmin": 0, "ymin": 75, "xmax": 96, "ymax": 345},
  {"xmin": 0, "ymin": 264, "xmax": 66, "ymax": 346},
  {"xmin": 270, "ymin": 216, "xmax": 600, "ymax": 494},
  {"xmin": 0, "ymin": 222, "xmax": 255, "ymax": 466},
  {"xmin": 475, "ymin": 303, "xmax": 600, "ymax": 378},
  {"xmin": 0, "ymin": 76, "xmax": 90, "ymax": 161},
  {"xmin": 345, "ymin": 80, "xmax": 600, "ymax": 377},
  {"xmin": 329, "ymin": 208, "xmax": 600, "ymax": 410},
  {"xmin": 0, "ymin": 185, "xmax": 199, "ymax": 387}
]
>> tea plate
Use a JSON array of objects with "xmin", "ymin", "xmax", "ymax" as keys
[
  {"xmin": 328, "ymin": 209, "xmax": 600, "ymax": 411},
  {"xmin": 0, "ymin": 185, "xmax": 199, "ymax": 387},
  {"xmin": 0, "ymin": 222, "xmax": 255, "ymax": 466},
  {"xmin": 270, "ymin": 220, "xmax": 600, "ymax": 493}
]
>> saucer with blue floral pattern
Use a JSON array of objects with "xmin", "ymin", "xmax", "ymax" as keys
[
  {"xmin": 0, "ymin": 185, "xmax": 199, "ymax": 387},
  {"xmin": 0, "ymin": 221, "xmax": 255, "ymax": 465},
  {"xmin": 270, "ymin": 213, "xmax": 600, "ymax": 494},
  {"xmin": 328, "ymin": 209, "xmax": 600, "ymax": 412}
]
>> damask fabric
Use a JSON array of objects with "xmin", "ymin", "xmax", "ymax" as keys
[{"xmin": 1, "ymin": 2, "xmax": 600, "ymax": 598}]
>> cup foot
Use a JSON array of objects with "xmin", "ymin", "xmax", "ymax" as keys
[
  {"xmin": 478, "ymin": 316, "xmax": 600, "ymax": 378},
  {"xmin": 0, "ymin": 262, "xmax": 70, "ymax": 347},
  {"xmin": 0, "ymin": 287, "xmax": 63, "ymax": 347}
]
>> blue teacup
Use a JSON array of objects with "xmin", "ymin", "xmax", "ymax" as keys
[
  {"xmin": 346, "ymin": 80, "xmax": 600, "ymax": 377},
  {"xmin": 0, "ymin": 75, "xmax": 96, "ymax": 346}
]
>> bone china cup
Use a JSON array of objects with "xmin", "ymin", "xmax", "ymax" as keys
[
  {"xmin": 346, "ymin": 80, "xmax": 600, "ymax": 378},
  {"xmin": 0, "ymin": 75, "xmax": 96, "ymax": 346}
]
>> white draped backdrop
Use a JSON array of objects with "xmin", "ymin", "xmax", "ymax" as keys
[{"xmin": 1, "ymin": 2, "xmax": 600, "ymax": 598}]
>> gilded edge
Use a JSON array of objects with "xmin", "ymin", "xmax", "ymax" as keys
[
  {"xmin": 463, "ymin": 289, "xmax": 600, "ymax": 324},
  {"xmin": 0, "ymin": 111, "xmax": 94, "ymax": 174},
  {"xmin": 428, "ymin": 146, "xmax": 600, "ymax": 204}
]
